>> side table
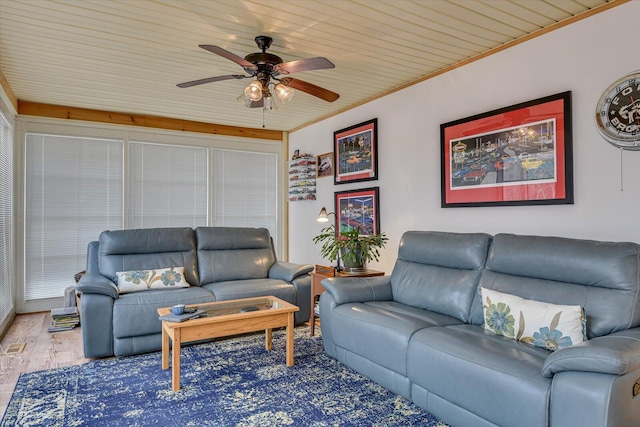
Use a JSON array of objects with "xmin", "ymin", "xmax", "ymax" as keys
[{"xmin": 310, "ymin": 269, "xmax": 384, "ymax": 336}]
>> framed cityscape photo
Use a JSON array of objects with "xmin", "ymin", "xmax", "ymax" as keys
[
  {"xmin": 334, "ymin": 187, "xmax": 380, "ymax": 238},
  {"xmin": 334, "ymin": 118, "xmax": 378, "ymax": 184},
  {"xmin": 441, "ymin": 91, "xmax": 573, "ymax": 208}
]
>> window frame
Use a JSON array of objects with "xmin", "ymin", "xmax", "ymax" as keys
[
  {"xmin": 15, "ymin": 117, "xmax": 286, "ymax": 313},
  {"xmin": 0, "ymin": 97, "xmax": 15, "ymax": 333}
]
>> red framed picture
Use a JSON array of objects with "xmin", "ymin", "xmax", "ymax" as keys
[
  {"xmin": 334, "ymin": 187, "xmax": 380, "ymax": 238},
  {"xmin": 441, "ymin": 91, "xmax": 573, "ymax": 208},
  {"xmin": 334, "ymin": 118, "xmax": 378, "ymax": 184}
]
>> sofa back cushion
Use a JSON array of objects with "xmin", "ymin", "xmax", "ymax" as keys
[
  {"xmin": 470, "ymin": 234, "xmax": 640, "ymax": 338},
  {"xmin": 391, "ymin": 231, "xmax": 491, "ymax": 322},
  {"xmin": 196, "ymin": 227, "xmax": 276, "ymax": 284},
  {"xmin": 98, "ymin": 227, "xmax": 199, "ymax": 286}
]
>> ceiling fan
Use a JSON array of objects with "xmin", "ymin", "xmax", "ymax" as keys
[{"xmin": 177, "ymin": 35, "xmax": 340, "ymax": 110}]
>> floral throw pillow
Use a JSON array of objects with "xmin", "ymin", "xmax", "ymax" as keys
[
  {"xmin": 480, "ymin": 287, "xmax": 586, "ymax": 351},
  {"xmin": 116, "ymin": 267, "xmax": 190, "ymax": 294}
]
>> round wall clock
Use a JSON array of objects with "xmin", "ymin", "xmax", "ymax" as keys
[{"xmin": 595, "ymin": 71, "xmax": 640, "ymax": 150}]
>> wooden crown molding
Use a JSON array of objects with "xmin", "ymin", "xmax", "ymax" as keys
[{"xmin": 17, "ymin": 101, "xmax": 283, "ymax": 141}]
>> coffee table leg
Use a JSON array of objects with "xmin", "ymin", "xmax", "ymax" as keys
[
  {"xmin": 172, "ymin": 328, "xmax": 181, "ymax": 391},
  {"xmin": 161, "ymin": 322, "xmax": 169, "ymax": 370},
  {"xmin": 286, "ymin": 312, "xmax": 294, "ymax": 366},
  {"xmin": 265, "ymin": 328, "xmax": 272, "ymax": 351}
]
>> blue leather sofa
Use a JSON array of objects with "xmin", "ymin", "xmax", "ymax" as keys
[
  {"xmin": 320, "ymin": 231, "xmax": 640, "ymax": 427},
  {"xmin": 76, "ymin": 227, "xmax": 312, "ymax": 358}
]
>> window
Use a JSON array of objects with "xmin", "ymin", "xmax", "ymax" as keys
[
  {"xmin": 0, "ymin": 108, "xmax": 13, "ymax": 326},
  {"xmin": 24, "ymin": 134, "xmax": 123, "ymax": 301},
  {"xmin": 212, "ymin": 149, "xmax": 278, "ymax": 248},
  {"xmin": 20, "ymin": 123, "xmax": 283, "ymax": 310},
  {"xmin": 128, "ymin": 142, "xmax": 208, "ymax": 228}
]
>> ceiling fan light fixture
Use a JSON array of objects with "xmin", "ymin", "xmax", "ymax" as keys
[
  {"xmin": 274, "ymin": 83, "xmax": 294, "ymax": 103},
  {"xmin": 244, "ymin": 80, "xmax": 263, "ymax": 101},
  {"xmin": 177, "ymin": 36, "xmax": 340, "ymax": 107}
]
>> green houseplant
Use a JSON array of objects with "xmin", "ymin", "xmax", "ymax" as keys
[{"xmin": 313, "ymin": 224, "xmax": 388, "ymax": 272}]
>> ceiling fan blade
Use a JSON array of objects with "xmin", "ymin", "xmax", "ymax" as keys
[
  {"xmin": 280, "ymin": 77, "xmax": 340, "ymax": 102},
  {"xmin": 199, "ymin": 45, "xmax": 258, "ymax": 71},
  {"xmin": 177, "ymin": 75, "xmax": 250, "ymax": 88},
  {"xmin": 274, "ymin": 57, "xmax": 335, "ymax": 74}
]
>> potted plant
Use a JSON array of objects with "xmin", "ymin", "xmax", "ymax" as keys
[{"xmin": 313, "ymin": 224, "xmax": 388, "ymax": 272}]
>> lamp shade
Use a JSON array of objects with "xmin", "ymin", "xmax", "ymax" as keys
[
  {"xmin": 317, "ymin": 207, "xmax": 330, "ymax": 222},
  {"xmin": 274, "ymin": 83, "xmax": 294, "ymax": 103},
  {"xmin": 263, "ymin": 93, "xmax": 277, "ymax": 111},
  {"xmin": 236, "ymin": 93, "xmax": 252, "ymax": 107},
  {"xmin": 244, "ymin": 80, "xmax": 263, "ymax": 101}
]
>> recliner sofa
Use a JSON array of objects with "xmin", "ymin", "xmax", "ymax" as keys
[
  {"xmin": 320, "ymin": 231, "xmax": 640, "ymax": 427},
  {"xmin": 77, "ymin": 226, "xmax": 312, "ymax": 358}
]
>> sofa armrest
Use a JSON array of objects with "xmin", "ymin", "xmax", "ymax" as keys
[
  {"xmin": 269, "ymin": 261, "xmax": 313, "ymax": 282},
  {"xmin": 322, "ymin": 275, "xmax": 392, "ymax": 305},
  {"xmin": 76, "ymin": 273, "xmax": 119, "ymax": 299},
  {"xmin": 542, "ymin": 328, "xmax": 640, "ymax": 378}
]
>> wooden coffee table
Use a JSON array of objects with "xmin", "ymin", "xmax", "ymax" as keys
[{"xmin": 157, "ymin": 296, "xmax": 299, "ymax": 391}]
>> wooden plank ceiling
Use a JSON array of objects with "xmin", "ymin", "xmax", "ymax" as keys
[{"xmin": 0, "ymin": 0, "xmax": 618, "ymax": 132}]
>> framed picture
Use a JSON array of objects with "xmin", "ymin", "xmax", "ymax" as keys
[
  {"xmin": 441, "ymin": 91, "xmax": 573, "ymax": 208},
  {"xmin": 334, "ymin": 118, "xmax": 378, "ymax": 184},
  {"xmin": 334, "ymin": 187, "xmax": 380, "ymax": 238},
  {"xmin": 317, "ymin": 152, "xmax": 333, "ymax": 178}
]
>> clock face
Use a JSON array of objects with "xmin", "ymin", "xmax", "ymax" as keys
[{"xmin": 595, "ymin": 72, "xmax": 640, "ymax": 150}]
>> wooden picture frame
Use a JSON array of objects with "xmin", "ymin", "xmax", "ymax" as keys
[
  {"xmin": 334, "ymin": 187, "xmax": 380, "ymax": 238},
  {"xmin": 441, "ymin": 91, "xmax": 573, "ymax": 207},
  {"xmin": 334, "ymin": 118, "xmax": 378, "ymax": 184},
  {"xmin": 317, "ymin": 152, "xmax": 333, "ymax": 178}
]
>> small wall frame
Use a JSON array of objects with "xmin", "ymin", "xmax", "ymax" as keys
[
  {"xmin": 334, "ymin": 118, "xmax": 378, "ymax": 184},
  {"xmin": 334, "ymin": 187, "xmax": 380, "ymax": 238},
  {"xmin": 317, "ymin": 152, "xmax": 333, "ymax": 178}
]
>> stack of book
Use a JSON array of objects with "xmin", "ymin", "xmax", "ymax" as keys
[{"xmin": 48, "ymin": 307, "xmax": 80, "ymax": 332}]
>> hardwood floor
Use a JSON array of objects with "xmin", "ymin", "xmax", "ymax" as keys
[{"xmin": 0, "ymin": 312, "xmax": 92, "ymax": 419}]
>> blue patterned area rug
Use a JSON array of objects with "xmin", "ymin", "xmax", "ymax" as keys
[{"xmin": 2, "ymin": 327, "xmax": 448, "ymax": 426}]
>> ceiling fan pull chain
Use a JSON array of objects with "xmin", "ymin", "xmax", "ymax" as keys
[{"xmin": 262, "ymin": 108, "xmax": 266, "ymax": 128}]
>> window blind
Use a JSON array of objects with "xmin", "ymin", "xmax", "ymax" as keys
[
  {"xmin": 21, "ymin": 129, "xmax": 281, "ymax": 308},
  {"xmin": 128, "ymin": 142, "xmax": 208, "ymax": 228},
  {"xmin": 0, "ymin": 110, "xmax": 13, "ymax": 324},
  {"xmin": 24, "ymin": 134, "xmax": 123, "ymax": 301},
  {"xmin": 211, "ymin": 149, "xmax": 278, "ymax": 248}
]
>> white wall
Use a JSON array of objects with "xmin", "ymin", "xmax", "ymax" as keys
[{"xmin": 288, "ymin": 2, "xmax": 640, "ymax": 274}]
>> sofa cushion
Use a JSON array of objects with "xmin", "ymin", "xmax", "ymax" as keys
[
  {"xmin": 202, "ymin": 278, "xmax": 295, "ymax": 304},
  {"xmin": 112, "ymin": 287, "xmax": 216, "ymax": 339},
  {"xmin": 327, "ymin": 301, "xmax": 463, "ymax": 376},
  {"xmin": 408, "ymin": 324, "xmax": 552, "ymax": 427},
  {"xmin": 390, "ymin": 231, "xmax": 491, "ymax": 322},
  {"xmin": 116, "ymin": 267, "xmax": 190, "ymax": 293},
  {"xmin": 471, "ymin": 234, "xmax": 640, "ymax": 338},
  {"xmin": 196, "ymin": 227, "xmax": 276, "ymax": 284},
  {"xmin": 480, "ymin": 287, "xmax": 586, "ymax": 351},
  {"xmin": 99, "ymin": 227, "xmax": 199, "ymax": 286}
]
